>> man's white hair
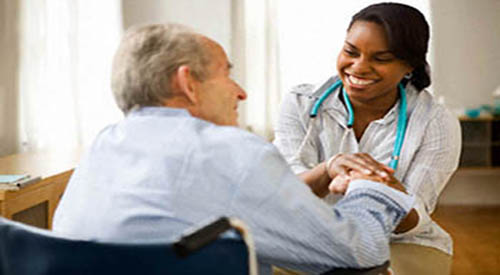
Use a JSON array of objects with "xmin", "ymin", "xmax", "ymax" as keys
[{"xmin": 111, "ymin": 23, "xmax": 212, "ymax": 113}]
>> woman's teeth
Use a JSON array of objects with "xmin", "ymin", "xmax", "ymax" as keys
[{"xmin": 348, "ymin": 75, "xmax": 375, "ymax": 86}]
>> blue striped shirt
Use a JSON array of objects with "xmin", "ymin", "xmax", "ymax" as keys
[{"xmin": 53, "ymin": 106, "xmax": 414, "ymax": 274}]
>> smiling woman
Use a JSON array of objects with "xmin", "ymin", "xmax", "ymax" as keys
[
  {"xmin": 276, "ymin": 0, "xmax": 431, "ymax": 97},
  {"xmin": 273, "ymin": 3, "xmax": 461, "ymax": 275},
  {"xmin": 337, "ymin": 21, "xmax": 412, "ymax": 116},
  {"xmin": 336, "ymin": 21, "xmax": 413, "ymax": 141}
]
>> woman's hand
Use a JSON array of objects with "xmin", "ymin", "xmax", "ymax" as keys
[
  {"xmin": 300, "ymin": 153, "xmax": 396, "ymax": 198},
  {"xmin": 326, "ymin": 153, "xmax": 394, "ymax": 181}
]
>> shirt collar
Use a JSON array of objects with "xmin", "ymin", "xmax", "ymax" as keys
[
  {"xmin": 128, "ymin": 106, "xmax": 192, "ymax": 118},
  {"xmin": 322, "ymin": 83, "xmax": 419, "ymax": 126}
]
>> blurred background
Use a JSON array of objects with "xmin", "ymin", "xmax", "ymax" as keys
[
  {"xmin": 1, "ymin": 0, "xmax": 499, "ymax": 151},
  {"xmin": 0, "ymin": 1, "xmax": 499, "ymax": 273}
]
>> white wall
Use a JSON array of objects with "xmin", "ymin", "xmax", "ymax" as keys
[
  {"xmin": 439, "ymin": 170, "xmax": 500, "ymax": 205},
  {"xmin": 0, "ymin": 0, "xmax": 19, "ymax": 157},
  {"xmin": 121, "ymin": 0, "xmax": 232, "ymax": 57},
  {"xmin": 431, "ymin": 0, "xmax": 500, "ymax": 112},
  {"xmin": 430, "ymin": 0, "xmax": 500, "ymax": 205}
]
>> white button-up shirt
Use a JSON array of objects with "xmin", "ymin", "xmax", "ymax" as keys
[
  {"xmin": 53, "ymin": 106, "xmax": 415, "ymax": 274},
  {"xmin": 274, "ymin": 77, "xmax": 462, "ymax": 255}
]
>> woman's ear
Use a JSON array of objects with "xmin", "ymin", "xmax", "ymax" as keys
[{"xmin": 175, "ymin": 65, "xmax": 199, "ymax": 104}]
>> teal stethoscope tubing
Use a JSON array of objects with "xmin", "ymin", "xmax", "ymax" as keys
[{"xmin": 309, "ymin": 80, "xmax": 408, "ymax": 170}]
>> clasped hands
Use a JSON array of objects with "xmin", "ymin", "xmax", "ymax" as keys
[
  {"xmin": 322, "ymin": 153, "xmax": 417, "ymax": 233},
  {"xmin": 326, "ymin": 153, "xmax": 407, "ymax": 195}
]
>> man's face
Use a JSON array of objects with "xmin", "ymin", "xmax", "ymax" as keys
[{"xmin": 195, "ymin": 40, "xmax": 247, "ymax": 126}]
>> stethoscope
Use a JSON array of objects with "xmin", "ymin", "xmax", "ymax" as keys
[{"xmin": 295, "ymin": 79, "xmax": 408, "ymax": 171}]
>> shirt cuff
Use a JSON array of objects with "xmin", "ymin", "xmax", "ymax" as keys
[
  {"xmin": 290, "ymin": 164, "xmax": 310, "ymax": 175},
  {"xmin": 391, "ymin": 196, "xmax": 431, "ymax": 237},
  {"xmin": 346, "ymin": 179, "xmax": 415, "ymax": 212}
]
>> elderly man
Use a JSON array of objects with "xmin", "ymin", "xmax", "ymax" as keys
[{"xmin": 53, "ymin": 23, "xmax": 414, "ymax": 274}]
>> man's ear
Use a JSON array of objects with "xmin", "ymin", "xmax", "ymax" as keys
[{"xmin": 175, "ymin": 65, "xmax": 198, "ymax": 104}]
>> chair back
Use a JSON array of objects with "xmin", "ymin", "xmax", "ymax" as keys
[{"xmin": 0, "ymin": 217, "xmax": 255, "ymax": 275}]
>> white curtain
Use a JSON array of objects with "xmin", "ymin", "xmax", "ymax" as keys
[
  {"xmin": 234, "ymin": 0, "xmax": 430, "ymax": 140},
  {"xmin": 232, "ymin": 0, "xmax": 281, "ymax": 140},
  {"xmin": 18, "ymin": 0, "xmax": 123, "ymax": 153}
]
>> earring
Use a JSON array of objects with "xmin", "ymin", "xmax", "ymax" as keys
[{"xmin": 404, "ymin": 72, "xmax": 413, "ymax": 79}]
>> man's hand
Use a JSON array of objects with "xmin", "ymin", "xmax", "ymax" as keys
[
  {"xmin": 328, "ymin": 170, "xmax": 407, "ymax": 195},
  {"xmin": 328, "ymin": 173, "xmax": 351, "ymax": 194},
  {"xmin": 328, "ymin": 170, "xmax": 417, "ymax": 233}
]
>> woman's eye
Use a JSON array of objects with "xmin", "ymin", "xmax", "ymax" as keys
[
  {"xmin": 344, "ymin": 49, "xmax": 358, "ymax": 57},
  {"xmin": 374, "ymin": 56, "xmax": 394, "ymax": 62}
]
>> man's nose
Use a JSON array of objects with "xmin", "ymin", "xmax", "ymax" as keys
[{"xmin": 236, "ymin": 83, "xmax": 247, "ymax": 101}]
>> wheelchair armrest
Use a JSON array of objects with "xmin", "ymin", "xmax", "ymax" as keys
[
  {"xmin": 173, "ymin": 217, "xmax": 232, "ymax": 257},
  {"xmin": 321, "ymin": 261, "xmax": 390, "ymax": 275}
]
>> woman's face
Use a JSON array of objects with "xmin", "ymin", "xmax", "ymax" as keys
[{"xmin": 336, "ymin": 21, "xmax": 413, "ymax": 105}]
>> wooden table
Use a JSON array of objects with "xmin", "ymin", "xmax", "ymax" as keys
[{"xmin": 0, "ymin": 149, "xmax": 82, "ymax": 229}]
